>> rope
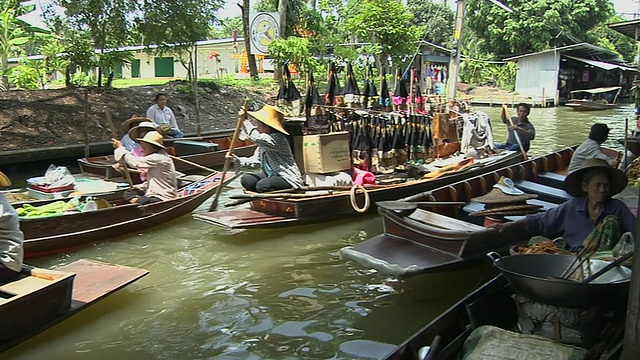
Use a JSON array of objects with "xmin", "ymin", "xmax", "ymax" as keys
[{"xmin": 349, "ymin": 185, "xmax": 370, "ymax": 213}]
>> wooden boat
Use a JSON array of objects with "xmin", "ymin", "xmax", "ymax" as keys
[
  {"xmin": 193, "ymin": 151, "xmax": 524, "ymax": 229},
  {"xmin": 565, "ymin": 86, "xmax": 622, "ymax": 111},
  {"xmin": 0, "ymin": 259, "xmax": 148, "ymax": 352},
  {"xmin": 78, "ymin": 133, "xmax": 256, "ymax": 183},
  {"xmin": 16, "ymin": 171, "xmax": 236, "ymax": 258},
  {"xmin": 383, "ymin": 275, "xmax": 625, "ymax": 360},
  {"xmin": 339, "ymin": 147, "xmax": 578, "ymax": 276}
]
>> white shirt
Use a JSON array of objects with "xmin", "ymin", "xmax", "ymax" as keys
[
  {"xmin": 0, "ymin": 194, "xmax": 23, "ymax": 272},
  {"xmin": 146, "ymin": 104, "xmax": 179, "ymax": 129},
  {"xmin": 568, "ymin": 138, "xmax": 615, "ymax": 173}
]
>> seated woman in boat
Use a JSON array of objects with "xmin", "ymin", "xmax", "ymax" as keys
[
  {"xmin": 232, "ymin": 105, "xmax": 303, "ymax": 193},
  {"xmin": 494, "ymin": 158, "xmax": 635, "ymax": 253},
  {"xmin": 112, "ymin": 131, "xmax": 178, "ymax": 204},
  {"xmin": 494, "ymin": 103, "xmax": 535, "ymax": 152},
  {"xmin": 568, "ymin": 123, "xmax": 619, "ymax": 173},
  {"xmin": 0, "ymin": 193, "xmax": 23, "ymax": 282}
]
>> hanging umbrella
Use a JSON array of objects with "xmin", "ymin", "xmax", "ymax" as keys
[
  {"xmin": 276, "ymin": 64, "xmax": 302, "ymax": 116},
  {"xmin": 324, "ymin": 62, "xmax": 341, "ymax": 106},
  {"xmin": 352, "ymin": 112, "xmax": 372, "ymax": 171},
  {"xmin": 414, "ymin": 82, "xmax": 425, "ymax": 114},
  {"xmin": 379, "ymin": 68, "xmax": 391, "ymax": 110},
  {"xmin": 303, "ymin": 70, "xmax": 325, "ymax": 128},
  {"xmin": 392, "ymin": 68, "xmax": 409, "ymax": 111},
  {"xmin": 363, "ymin": 64, "xmax": 378, "ymax": 109},
  {"xmin": 343, "ymin": 62, "xmax": 360, "ymax": 107}
]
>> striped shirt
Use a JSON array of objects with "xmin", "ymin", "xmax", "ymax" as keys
[{"xmin": 238, "ymin": 125, "xmax": 303, "ymax": 189}]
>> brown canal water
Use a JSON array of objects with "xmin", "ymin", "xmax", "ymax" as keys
[{"xmin": 4, "ymin": 104, "xmax": 636, "ymax": 359}]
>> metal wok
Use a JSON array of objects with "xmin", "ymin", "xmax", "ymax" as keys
[{"xmin": 487, "ymin": 252, "xmax": 631, "ymax": 308}]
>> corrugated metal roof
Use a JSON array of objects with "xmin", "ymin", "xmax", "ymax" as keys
[
  {"xmin": 564, "ymin": 55, "xmax": 639, "ymax": 72},
  {"xmin": 608, "ymin": 19, "xmax": 640, "ymax": 40},
  {"xmin": 503, "ymin": 43, "xmax": 621, "ymax": 63}
]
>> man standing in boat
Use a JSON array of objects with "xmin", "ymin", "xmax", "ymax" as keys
[
  {"xmin": 568, "ymin": 123, "xmax": 620, "ymax": 173},
  {"xmin": 495, "ymin": 103, "xmax": 535, "ymax": 152},
  {"xmin": 112, "ymin": 131, "xmax": 178, "ymax": 204}
]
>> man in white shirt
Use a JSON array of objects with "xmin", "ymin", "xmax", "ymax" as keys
[
  {"xmin": 568, "ymin": 123, "xmax": 619, "ymax": 173},
  {"xmin": 146, "ymin": 93, "xmax": 184, "ymax": 138},
  {"xmin": 0, "ymin": 193, "xmax": 23, "ymax": 282}
]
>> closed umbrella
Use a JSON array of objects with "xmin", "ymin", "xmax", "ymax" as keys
[
  {"xmin": 343, "ymin": 62, "xmax": 360, "ymax": 107},
  {"xmin": 392, "ymin": 68, "xmax": 409, "ymax": 111},
  {"xmin": 363, "ymin": 64, "xmax": 378, "ymax": 109},
  {"xmin": 276, "ymin": 64, "xmax": 302, "ymax": 116},
  {"xmin": 303, "ymin": 70, "xmax": 325, "ymax": 128},
  {"xmin": 324, "ymin": 62, "xmax": 341, "ymax": 106},
  {"xmin": 379, "ymin": 68, "xmax": 391, "ymax": 111}
]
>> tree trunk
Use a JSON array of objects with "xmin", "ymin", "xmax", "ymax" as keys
[
  {"xmin": 193, "ymin": 43, "xmax": 201, "ymax": 136},
  {"xmin": 274, "ymin": 0, "xmax": 287, "ymax": 80},
  {"xmin": 65, "ymin": 64, "xmax": 72, "ymax": 88},
  {"xmin": 1, "ymin": 55, "xmax": 7, "ymax": 90},
  {"xmin": 98, "ymin": 66, "xmax": 103, "ymax": 87},
  {"xmin": 239, "ymin": 1, "xmax": 258, "ymax": 80}
]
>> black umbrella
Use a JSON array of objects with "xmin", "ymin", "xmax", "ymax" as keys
[
  {"xmin": 304, "ymin": 70, "xmax": 326, "ymax": 128},
  {"xmin": 393, "ymin": 68, "xmax": 409, "ymax": 111},
  {"xmin": 324, "ymin": 62, "xmax": 341, "ymax": 106},
  {"xmin": 344, "ymin": 62, "xmax": 360, "ymax": 107},
  {"xmin": 379, "ymin": 68, "xmax": 391, "ymax": 110},
  {"xmin": 363, "ymin": 65, "xmax": 378, "ymax": 109},
  {"xmin": 352, "ymin": 112, "xmax": 372, "ymax": 170},
  {"xmin": 276, "ymin": 64, "xmax": 302, "ymax": 116}
]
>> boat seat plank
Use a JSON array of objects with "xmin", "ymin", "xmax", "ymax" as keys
[
  {"xmin": 514, "ymin": 180, "xmax": 572, "ymax": 203},
  {"xmin": 340, "ymin": 234, "xmax": 461, "ymax": 277},
  {"xmin": 408, "ymin": 209, "xmax": 487, "ymax": 232},
  {"xmin": 0, "ymin": 276, "xmax": 51, "ymax": 295},
  {"xmin": 536, "ymin": 172, "xmax": 566, "ymax": 188},
  {"xmin": 56, "ymin": 259, "xmax": 148, "ymax": 308},
  {"xmin": 193, "ymin": 210, "xmax": 298, "ymax": 229}
]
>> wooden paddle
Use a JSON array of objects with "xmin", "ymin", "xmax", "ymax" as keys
[
  {"xmin": 376, "ymin": 200, "xmax": 465, "ymax": 211},
  {"xmin": 502, "ymin": 104, "xmax": 528, "ymax": 160},
  {"xmin": 169, "ymin": 155, "xmax": 216, "ymax": 173},
  {"xmin": 209, "ymin": 99, "xmax": 249, "ymax": 211},
  {"xmin": 105, "ymin": 110, "xmax": 134, "ymax": 188}
]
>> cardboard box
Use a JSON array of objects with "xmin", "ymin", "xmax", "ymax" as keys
[{"xmin": 299, "ymin": 132, "xmax": 351, "ymax": 174}]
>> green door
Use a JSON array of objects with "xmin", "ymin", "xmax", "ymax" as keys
[
  {"xmin": 113, "ymin": 61, "xmax": 123, "ymax": 79},
  {"xmin": 131, "ymin": 59, "xmax": 140, "ymax": 78},
  {"xmin": 154, "ymin": 57, "xmax": 174, "ymax": 77}
]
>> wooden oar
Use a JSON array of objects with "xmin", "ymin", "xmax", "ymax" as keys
[
  {"xmin": 376, "ymin": 200, "xmax": 465, "ymax": 211},
  {"xmin": 502, "ymin": 105, "xmax": 528, "ymax": 160},
  {"xmin": 105, "ymin": 110, "xmax": 134, "ymax": 188},
  {"xmin": 209, "ymin": 99, "xmax": 249, "ymax": 211},
  {"xmin": 169, "ymin": 155, "xmax": 216, "ymax": 173}
]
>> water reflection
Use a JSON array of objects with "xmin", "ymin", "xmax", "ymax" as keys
[{"xmin": 5, "ymin": 105, "xmax": 634, "ymax": 359}]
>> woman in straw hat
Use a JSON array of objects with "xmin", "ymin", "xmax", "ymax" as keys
[
  {"xmin": 0, "ymin": 193, "xmax": 23, "ymax": 282},
  {"xmin": 233, "ymin": 105, "xmax": 303, "ymax": 193},
  {"xmin": 112, "ymin": 131, "xmax": 178, "ymax": 204},
  {"xmin": 494, "ymin": 158, "xmax": 635, "ymax": 252}
]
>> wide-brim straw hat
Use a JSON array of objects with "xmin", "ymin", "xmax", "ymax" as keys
[
  {"xmin": 138, "ymin": 131, "xmax": 165, "ymax": 149},
  {"xmin": 564, "ymin": 158, "xmax": 627, "ymax": 197},
  {"xmin": 471, "ymin": 176, "xmax": 538, "ymax": 204},
  {"xmin": 120, "ymin": 116, "xmax": 152, "ymax": 133},
  {"xmin": 470, "ymin": 204, "xmax": 543, "ymax": 217},
  {"xmin": 128, "ymin": 121, "xmax": 157, "ymax": 142},
  {"xmin": 248, "ymin": 105, "xmax": 289, "ymax": 135},
  {"xmin": 0, "ymin": 170, "xmax": 11, "ymax": 187}
]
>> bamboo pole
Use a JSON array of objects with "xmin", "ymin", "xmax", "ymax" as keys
[
  {"xmin": 622, "ymin": 197, "xmax": 640, "ymax": 358},
  {"xmin": 169, "ymin": 154, "xmax": 216, "ymax": 173},
  {"xmin": 624, "ymin": 118, "xmax": 629, "ymax": 170},
  {"xmin": 83, "ymin": 89, "xmax": 90, "ymax": 158}
]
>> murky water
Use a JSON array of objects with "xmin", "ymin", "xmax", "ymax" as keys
[{"xmin": 4, "ymin": 104, "xmax": 637, "ymax": 359}]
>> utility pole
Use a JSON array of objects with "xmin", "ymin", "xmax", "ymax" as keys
[{"xmin": 447, "ymin": 0, "xmax": 465, "ymax": 100}]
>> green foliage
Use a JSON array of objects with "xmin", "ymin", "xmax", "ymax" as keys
[
  {"xmin": 466, "ymin": 0, "xmax": 614, "ymax": 55},
  {"xmin": 344, "ymin": 0, "xmax": 421, "ymax": 69},
  {"xmin": 269, "ymin": 37, "xmax": 319, "ymax": 75},
  {"xmin": 0, "ymin": 6, "xmax": 33, "ymax": 88},
  {"xmin": 7, "ymin": 61, "xmax": 39, "ymax": 89},
  {"xmin": 70, "ymin": 70, "xmax": 95, "ymax": 87},
  {"xmin": 407, "ymin": 0, "xmax": 454, "ymax": 46},
  {"xmin": 587, "ymin": 15, "xmax": 637, "ymax": 62},
  {"xmin": 210, "ymin": 17, "xmax": 243, "ymax": 39},
  {"xmin": 459, "ymin": 34, "xmax": 516, "ymax": 90}
]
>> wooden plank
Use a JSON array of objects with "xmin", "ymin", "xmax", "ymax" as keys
[
  {"xmin": 57, "ymin": 259, "xmax": 148, "ymax": 307},
  {"xmin": 193, "ymin": 209, "xmax": 300, "ymax": 228}
]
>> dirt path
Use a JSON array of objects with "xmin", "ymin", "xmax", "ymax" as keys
[{"xmin": 0, "ymin": 81, "xmax": 275, "ymax": 151}]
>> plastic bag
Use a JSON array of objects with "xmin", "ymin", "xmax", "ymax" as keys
[{"xmin": 612, "ymin": 232, "xmax": 634, "ymax": 258}]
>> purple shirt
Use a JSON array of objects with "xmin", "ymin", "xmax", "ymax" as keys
[{"xmin": 526, "ymin": 197, "xmax": 636, "ymax": 248}]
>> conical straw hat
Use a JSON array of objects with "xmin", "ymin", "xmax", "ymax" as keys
[
  {"xmin": 0, "ymin": 171, "xmax": 11, "ymax": 187},
  {"xmin": 248, "ymin": 105, "xmax": 289, "ymax": 135},
  {"xmin": 138, "ymin": 131, "xmax": 165, "ymax": 149}
]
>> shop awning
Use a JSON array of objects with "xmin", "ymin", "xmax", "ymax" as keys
[{"xmin": 564, "ymin": 55, "xmax": 639, "ymax": 72}]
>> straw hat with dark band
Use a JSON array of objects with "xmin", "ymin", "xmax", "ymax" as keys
[
  {"xmin": 128, "ymin": 121, "xmax": 157, "ymax": 142},
  {"xmin": 138, "ymin": 131, "xmax": 165, "ymax": 149},
  {"xmin": 248, "ymin": 105, "xmax": 289, "ymax": 135},
  {"xmin": 120, "ymin": 116, "xmax": 153, "ymax": 133},
  {"xmin": 471, "ymin": 177, "xmax": 538, "ymax": 204},
  {"xmin": 0, "ymin": 171, "xmax": 11, "ymax": 187},
  {"xmin": 564, "ymin": 158, "xmax": 627, "ymax": 197}
]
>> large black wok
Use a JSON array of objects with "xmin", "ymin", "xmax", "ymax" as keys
[{"xmin": 487, "ymin": 252, "xmax": 631, "ymax": 308}]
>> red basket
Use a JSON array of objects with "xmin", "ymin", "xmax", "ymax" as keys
[{"xmin": 29, "ymin": 184, "xmax": 75, "ymax": 193}]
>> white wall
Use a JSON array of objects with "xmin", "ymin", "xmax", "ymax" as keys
[{"xmin": 514, "ymin": 52, "xmax": 559, "ymax": 98}]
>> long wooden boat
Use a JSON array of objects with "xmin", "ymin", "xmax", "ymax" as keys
[
  {"xmin": 193, "ymin": 151, "xmax": 524, "ymax": 229},
  {"xmin": 0, "ymin": 259, "xmax": 148, "ymax": 352},
  {"xmin": 78, "ymin": 134, "xmax": 256, "ymax": 183},
  {"xmin": 565, "ymin": 86, "xmax": 622, "ymax": 111},
  {"xmin": 339, "ymin": 147, "xmax": 578, "ymax": 276},
  {"xmin": 382, "ymin": 275, "xmax": 624, "ymax": 359},
  {"xmin": 16, "ymin": 171, "xmax": 235, "ymax": 258}
]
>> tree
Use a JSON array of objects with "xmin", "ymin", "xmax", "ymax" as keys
[
  {"xmin": 0, "ymin": 6, "xmax": 31, "ymax": 89},
  {"xmin": 210, "ymin": 17, "xmax": 243, "ymax": 39},
  {"xmin": 239, "ymin": 0, "xmax": 258, "ymax": 79},
  {"xmin": 407, "ymin": 0, "xmax": 454, "ymax": 46},
  {"xmin": 56, "ymin": 0, "xmax": 135, "ymax": 86},
  {"xmin": 268, "ymin": 37, "xmax": 319, "ymax": 75},
  {"xmin": 466, "ymin": 0, "xmax": 615, "ymax": 55},
  {"xmin": 344, "ymin": 0, "xmax": 421, "ymax": 72},
  {"xmin": 587, "ymin": 15, "xmax": 637, "ymax": 63}
]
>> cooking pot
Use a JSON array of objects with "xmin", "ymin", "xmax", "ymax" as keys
[{"xmin": 487, "ymin": 252, "xmax": 631, "ymax": 308}]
